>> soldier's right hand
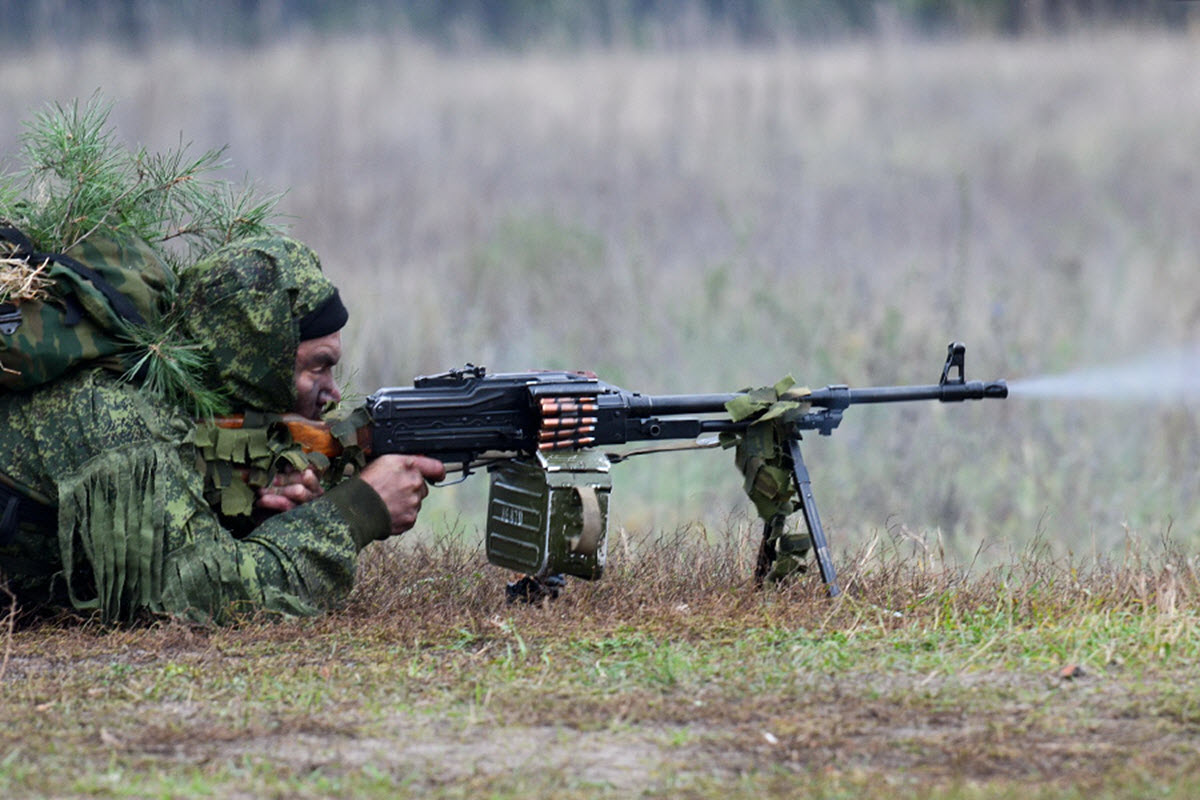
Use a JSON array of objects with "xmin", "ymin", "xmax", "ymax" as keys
[{"xmin": 359, "ymin": 454, "xmax": 447, "ymax": 537}]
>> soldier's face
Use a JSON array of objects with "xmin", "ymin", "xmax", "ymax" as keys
[{"xmin": 293, "ymin": 331, "xmax": 343, "ymax": 419}]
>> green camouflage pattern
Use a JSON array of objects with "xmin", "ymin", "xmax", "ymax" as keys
[
  {"xmin": 485, "ymin": 450, "xmax": 611, "ymax": 580},
  {"xmin": 0, "ymin": 295, "xmax": 125, "ymax": 388},
  {"xmin": 61, "ymin": 234, "xmax": 176, "ymax": 330},
  {"xmin": 0, "ymin": 369, "xmax": 389, "ymax": 623},
  {"xmin": 723, "ymin": 377, "xmax": 814, "ymax": 584},
  {"xmin": 0, "ymin": 234, "xmax": 388, "ymax": 624},
  {"xmin": 190, "ymin": 406, "xmax": 372, "ymax": 523},
  {"xmin": 175, "ymin": 236, "xmax": 337, "ymax": 414},
  {"xmin": 189, "ymin": 417, "xmax": 328, "ymax": 519},
  {"xmin": 0, "ymin": 233, "xmax": 174, "ymax": 391}
]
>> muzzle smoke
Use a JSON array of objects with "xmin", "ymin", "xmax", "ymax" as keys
[{"xmin": 1008, "ymin": 347, "xmax": 1200, "ymax": 403}]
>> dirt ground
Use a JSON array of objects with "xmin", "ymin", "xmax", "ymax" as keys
[{"xmin": 5, "ymin": 646, "xmax": 1197, "ymax": 794}]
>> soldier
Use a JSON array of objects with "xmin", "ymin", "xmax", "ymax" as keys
[{"xmin": 0, "ymin": 235, "xmax": 445, "ymax": 624}]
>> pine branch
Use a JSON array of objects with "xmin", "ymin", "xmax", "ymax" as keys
[
  {"xmin": 0, "ymin": 94, "xmax": 288, "ymax": 411},
  {"xmin": 118, "ymin": 317, "xmax": 231, "ymax": 418},
  {"xmin": 0, "ymin": 94, "xmax": 285, "ymax": 264}
]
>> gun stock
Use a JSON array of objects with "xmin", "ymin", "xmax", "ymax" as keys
[{"xmin": 212, "ymin": 414, "xmax": 371, "ymax": 461}]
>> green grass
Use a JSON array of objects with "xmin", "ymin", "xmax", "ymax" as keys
[
  {"xmin": 4, "ymin": 532, "xmax": 1200, "ymax": 797},
  {"xmin": 3, "ymin": 25, "xmax": 1200, "ymax": 800}
]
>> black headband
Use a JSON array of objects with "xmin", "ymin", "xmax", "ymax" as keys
[{"xmin": 298, "ymin": 289, "xmax": 349, "ymax": 341}]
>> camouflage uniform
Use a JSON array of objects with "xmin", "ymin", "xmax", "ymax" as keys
[{"xmin": 0, "ymin": 237, "xmax": 389, "ymax": 624}]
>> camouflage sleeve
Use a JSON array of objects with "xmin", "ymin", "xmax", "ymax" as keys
[
  {"xmin": 58, "ymin": 435, "xmax": 391, "ymax": 624},
  {"xmin": 1, "ymin": 371, "xmax": 391, "ymax": 624},
  {"xmin": 166, "ymin": 473, "xmax": 391, "ymax": 623}
]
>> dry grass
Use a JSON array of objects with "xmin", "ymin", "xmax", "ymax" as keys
[
  {"xmin": 346, "ymin": 523, "xmax": 1200, "ymax": 639},
  {"xmin": 1, "ymin": 33, "xmax": 1198, "ymax": 553},
  {"xmin": 0, "ymin": 257, "xmax": 52, "ymax": 304},
  {"xmin": 0, "ymin": 256, "xmax": 48, "ymax": 376},
  {"xmin": 4, "ymin": 533, "xmax": 1200, "ymax": 797},
  {"xmin": 3, "ymin": 29, "xmax": 1200, "ymax": 797}
]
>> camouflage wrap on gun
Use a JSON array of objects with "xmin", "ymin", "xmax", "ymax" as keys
[{"xmin": 723, "ymin": 376, "xmax": 815, "ymax": 584}]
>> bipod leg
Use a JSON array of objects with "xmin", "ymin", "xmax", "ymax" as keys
[
  {"xmin": 786, "ymin": 437, "xmax": 841, "ymax": 598},
  {"xmin": 753, "ymin": 516, "xmax": 780, "ymax": 588}
]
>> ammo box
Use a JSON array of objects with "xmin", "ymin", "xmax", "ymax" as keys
[{"xmin": 485, "ymin": 450, "xmax": 611, "ymax": 579}]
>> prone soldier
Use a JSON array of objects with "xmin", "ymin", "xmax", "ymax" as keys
[{"xmin": 0, "ymin": 236, "xmax": 445, "ymax": 623}]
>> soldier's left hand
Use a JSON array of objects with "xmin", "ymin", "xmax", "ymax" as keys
[{"xmin": 255, "ymin": 467, "xmax": 324, "ymax": 512}]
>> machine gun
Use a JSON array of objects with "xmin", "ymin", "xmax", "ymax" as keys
[{"xmin": 226, "ymin": 342, "xmax": 1007, "ymax": 597}]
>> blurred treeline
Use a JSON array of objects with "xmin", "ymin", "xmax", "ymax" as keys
[{"xmin": 0, "ymin": 0, "xmax": 1192, "ymax": 48}]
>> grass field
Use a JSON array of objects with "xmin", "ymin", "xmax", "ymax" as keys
[
  {"xmin": 4, "ymin": 534, "xmax": 1200, "ymax": 797},
  {"xmin": 2, "ymin": 27, "xmax": 1200, "ymax": 797}
]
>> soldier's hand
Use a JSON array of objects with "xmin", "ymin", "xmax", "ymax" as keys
[
  {"xmin": 256, "ymin": 467, "xmax": 324, "ymax": 513},
  {"xmin": 360, "ymin": 454, "xmax": 447, "ymax": 537}
]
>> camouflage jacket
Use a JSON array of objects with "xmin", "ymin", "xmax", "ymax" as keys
[{"xmin": 0, "ymin": 369, "xmax": 389, "ymax": 625}]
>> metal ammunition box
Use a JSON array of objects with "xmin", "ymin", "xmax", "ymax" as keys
[{"xmin": 485, "ymin": 450, "xmax": 611, "ymax": 579}]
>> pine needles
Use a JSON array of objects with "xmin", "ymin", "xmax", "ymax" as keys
[
  {"xmin": 0, "ymin": 94, "xmax": 286, "ymax": 415},
  {"xmin": 118, "ymin": 318, "xmax": 231, "ymax": 419},
  {"xmin": 0, "ymin": 93, "xmax": 284, "ymax": 267}
]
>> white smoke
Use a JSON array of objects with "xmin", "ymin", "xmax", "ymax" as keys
[{"xmin": 1008, "ymin": 346, "xmax": 1200, "ymax": 403}]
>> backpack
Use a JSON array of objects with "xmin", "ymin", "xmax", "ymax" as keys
[{"xmin": 0, "ymin": 225, "xmax": 175, "ymax": 392}]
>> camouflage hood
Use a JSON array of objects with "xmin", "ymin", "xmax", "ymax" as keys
[{"xmin": 176, "ymin": 236, "xmax": 341, "ymax": 414}]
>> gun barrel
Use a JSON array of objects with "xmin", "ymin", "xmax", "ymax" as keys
[
  {"xmin": 629, "ymin": 381, "xmax": 1009, "ymax": 417},
  {"xmin": 808, "ymin": 379, "xmax": 1008, "ymax": 407},
  {"xmin": 981, "ymin": 380, "xmax": 1009, "ymax": 399},
  {"xmin": 623, "ymin": 393, "xmax": 740, "ymax": 416}
]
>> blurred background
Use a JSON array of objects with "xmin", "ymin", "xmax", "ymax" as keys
[{"xmin": 2, "ymin": 1, "xmax": 1198, "ymax": 564}]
